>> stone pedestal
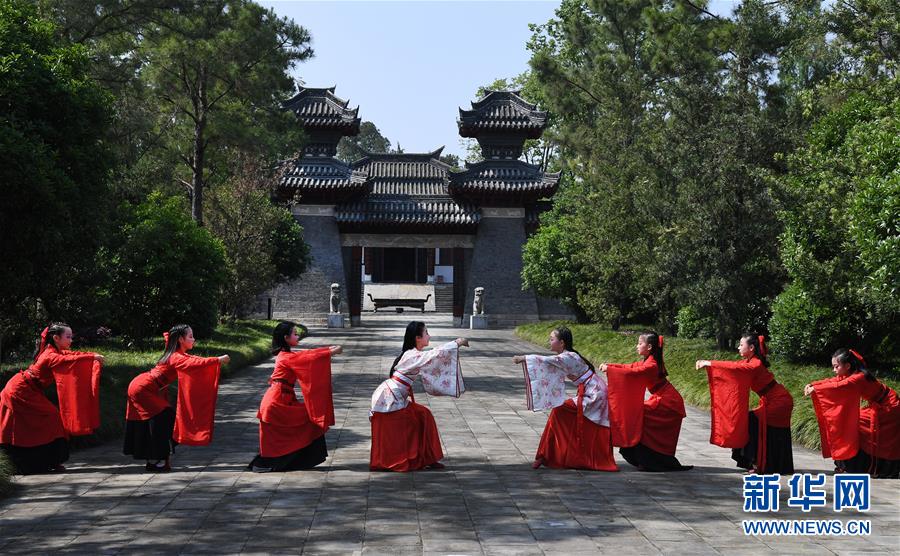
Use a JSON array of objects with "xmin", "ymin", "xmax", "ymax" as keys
[
  {"xmin": 470, "ymin": 314, "xmax": 488, "ymax": 330},
  {"xmin": 328, "ymin": 314, "xmax": 345, "ymax": 328}
]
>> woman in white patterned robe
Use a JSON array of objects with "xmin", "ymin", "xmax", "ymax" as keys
[
  {"xmin": 370, "ymin": 321, "xmax": 468, "ymax": 471},
  {"xmin": 514, "ymin": 326, "xmax": 617, "ymax": 471}
]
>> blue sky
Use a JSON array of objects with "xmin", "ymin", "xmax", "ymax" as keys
[{"xmin": 261, "ymin": 1, "xmax": 743, "ymax": 159}]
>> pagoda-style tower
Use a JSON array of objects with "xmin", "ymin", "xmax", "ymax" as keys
[
  {"xmin": 451, "ymin": 90, "xmax": 563, "ymax": 325},
  {"xmin": 270, "ymin": 87, "xmax": 366, "ymax": 324}
]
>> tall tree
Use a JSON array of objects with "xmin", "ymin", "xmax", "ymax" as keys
[
  {"xmin": 138, "ymin": 0, "xmax": 312, "ymax": 224},
  {"xmin": 524, "ymin": 0, "xmax": 810, "ymax": 343},
  {"xmin": 336, "ymin": 120, "xmax": 391, "ymax": 163},
  {"xmin": 0, "ymin": 0, "xmax": 113, "ymax": 356}
]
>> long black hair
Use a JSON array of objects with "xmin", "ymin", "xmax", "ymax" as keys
[
  {"xmin": 33, "ymin": 322, "xmax": 70, "ymax": 362},
  {"xmin": 158, "ymin": 324, "xmax": 191, "ymax": 364},
  {"xmin": 640, "ymin": 331, "xmax": 667, "ymax": 378},
  {"xmin": 389, "ymin": 321, "xmax": 426, "ymax": 377},
  {"xmin": 742, "ymin": 333, "xmax": 770, "ymax": 368},
  {"xmin": 553, "ymin": 326, "xmax": 595, "ymax": 373},
  {"xmin": 832, "ymin": 348, "xmax": 876, "ymax": 382},
  {"xmin": 271, "ymin": 321, "xmax": 298, "ymax": 355}
]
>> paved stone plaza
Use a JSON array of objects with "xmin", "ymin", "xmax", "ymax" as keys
[{"xmin": 0, "ymin": 315, "xmax": 897, "ymax": 554}]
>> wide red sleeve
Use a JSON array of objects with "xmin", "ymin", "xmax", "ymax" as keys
[
  {"xmin": 294, "ymin": 348, "xmax": 335, "ymax": 430},
  {"xmin": 706, "ymin": 363, "xmax": 752, "ymax": 448},
  {"xmin": 606, "ymin": 359, "xmax": 656, "ymax": 447},
  {"xmin": 810, "ymin": 377, "xmax": 860, "ymax": 460},
  {"xmin": 50, "ymin": 352, "xmax": 101, "ymax": 436},
  {"xmin": 172, "ymin": 354, "xmax": 221, "ymax": 446}
]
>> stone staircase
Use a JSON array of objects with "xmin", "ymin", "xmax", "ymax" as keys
[{"xmin": 434, "ymin": 283, "xmax": 453, "ymax": 313}]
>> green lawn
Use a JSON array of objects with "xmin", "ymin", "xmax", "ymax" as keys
[
  {"xmin": 0, "ymin": 319, "xmax": 285, "ymax": 495},
  {"xmin": 516, "ymin": 321, "xmax": 900, "ymax": 454}
]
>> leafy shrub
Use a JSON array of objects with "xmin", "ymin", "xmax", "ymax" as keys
[
  {"xmin": 675, "ymin": 305, "xmax": 716, "ymax": 339},
  {"xmin": 107, "ymin": 193, "xmax": 227, "ymax": 339}
]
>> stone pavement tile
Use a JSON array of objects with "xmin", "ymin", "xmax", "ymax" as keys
[
  {"xmin": 300, "ymin": 539, "xmax": 364, "ymax": 554},
  {"xmin": 481, "ymin": 544, "xmax": 545, "ymax": 556},
  {"xmin": 648, "ymin": 540, "xmax": 721, "ymax": 554},
  {"xmin": 362, "ymin": 544, "xmax": 423, "ymax": 555}
]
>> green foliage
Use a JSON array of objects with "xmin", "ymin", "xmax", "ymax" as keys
[
  {"xmin": 769, "ymin": 283, "xmax": 855, "ymax": 360},
  {"xmin": 775, "ymin": 77, "xmax": 900, "ymax": 360},
  {"xmin": 336, "ymin": 120, "xmax": 391, "ymax": 163},
  {"xmin": 675, "ymin": 306, "xmax": 716, "ymax": 340},
  {"xmin": 0, "ymin": 0, "xmax": 114, "ymax": 359},
  {"xmin": 520, "ymin": 209, "xmax": 582, "ymax": 308},
  {"xmin": 521, "ymin": 0, "xmax": 827, "ymax": 344},
  {"xmin": 270, "ymin": 207, "xmax": 311, "ymax": 282},
  {"xmin": 207, "ymin": 158, "xmax": 310, "ymax": 319},
  {"xmin": 107, "ymin": 193, "xmax": 227, "ymax": 339},
  {"xmin": 135, "ymin": 0, "xmax": 313, "ymax": 224}
]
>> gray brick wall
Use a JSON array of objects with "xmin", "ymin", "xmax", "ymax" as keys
[
  {"xmin": 463, "ymin": 216, "xmax": 539, "ymax": 322},
  {"xmin": 258, "ymin": 213, "xmax": 348, "ymax": 325}
]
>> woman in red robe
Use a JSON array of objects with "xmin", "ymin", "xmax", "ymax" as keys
[
  {"xmin": 600, "ymin": 332, "xmax": 692, "ymax": 471},
  {"xmin": 369, "ymin": 321, "xmax": 468, "ymax": 471},
  {"xmin": 1, "ymin": 323, "xmax": 104, "ymax": 474},
  {"xmin": 514, "ymin": 327, "xmax": 618, "ymax": 472},
  {"xmin": 805, "ymin": 349, "xmax": 900, "ymax": 478},
  {"xmin": 249, "ymin": 321, "xmax": 342, "ymax": 472},
  {"xmin": 696, "ymin": 334, "xmax": 794, "ymax": 474},
  {"xmin": 124, "ymin": 324, "xmax": 229, "ymax": 472}
]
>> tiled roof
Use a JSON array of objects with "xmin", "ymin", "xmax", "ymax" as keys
[
  {"xmin": 335, "ymin": 197, "xmax": 480, "ymax": 232},
  {"xmin": 458, "ymin": 90, "xmax": 547, "ymax": 138},
  {"xmin": 279, "ymin": 157, "xmax": 367, "ymax": 203},
  {"xmin": 334, "ymin": 149, "xmax": 479, "ymax": 231},
  {"xmin": 282, "ymin": 86, "xmax": 361, "ymax": 131},
  {"xmin": 449, "ymin": 160, "xmax": 560, "ymax": 204},
  {"xmin": 352, "ymin": 148, "xmax": 450, "ymax": 178}
]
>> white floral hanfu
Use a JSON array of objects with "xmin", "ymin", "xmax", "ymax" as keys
[
  {"xmin": 522, "ymin": 351, "xmax": 609, "ymax": 426},
  {"xmin": 370, "ymin": 341, "xmax": 463, "ymax": 414}
]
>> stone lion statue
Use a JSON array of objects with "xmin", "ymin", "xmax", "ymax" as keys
[
  {"xmin": 330, "ymin": 283, "xmax": 341, "ymax": 314},
  {"xmin": 473, "ymin": 287, "xmax": 485, "ymax": 315}
]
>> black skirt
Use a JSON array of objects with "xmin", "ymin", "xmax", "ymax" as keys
[
  {"xmin": 732, "ymin": 411, "xmax": 794, "ymax": 474},
  {"xmin": 836, "ymin": 449, "xmax": 900, "ymax": 479},
  {"xmin": 248, "ymin": 434, "xmax": 327, "ymax": 472},
  {"xmin": 123, "ymin": 407, "xmax": 176, "ymax": 461},
  {"xmin": 619, "ymin": 444, "xmax": 692, "ymax": 472},
  {"xmin": 1, "ymin": 438, "xmax": 69, "ymax": 474}
]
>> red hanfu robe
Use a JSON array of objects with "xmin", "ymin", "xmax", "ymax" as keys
[
  {"xmin": 54, "ymin": 358, "xmax": 102, "ymax": 436},
  {"xmin": 812, "ymin": 373, "xmax": 900, "ymax": 461},
  {"xmin": 125, "ymin": 362, "xmax": 178, "ymax": 421},
  {"xmin": 706, "ymin": 363, "xmax": 753, "ymax": 448},
  {"xmin": 258, "ymin": 348, "xmax": 333, "ymax": 458},
  {"xmin": 605, "ymin": 357, "xmax": 658, "ymax": 448},
  {"xmin": 640, "ymin": 380, "xmax": 688, "ymax": 456},
  {"xmin": 170, "ymin": 351, "xmax": 221, "ymax": 446},
  {"xmin": 811, "ymin": 376, "xmax": 860, "ymax": 461},
  {"xmin": 0, "ymin": 347, "xmax": 95, "ymax": 446},
  {"xmin": 707, "ymin": 357, "xmax": 793, "ymax": 471}
]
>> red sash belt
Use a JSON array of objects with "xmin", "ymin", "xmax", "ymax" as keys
[
  {"xmin": 392, "ymin": 373, "xmax": 415, "ymax": 403},
  {"xmin": 573, "ymin": 370, "xmax": 594, "ymax": 447}
]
